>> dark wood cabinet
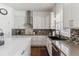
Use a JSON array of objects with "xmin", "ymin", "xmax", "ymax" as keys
[
  {"xmin": 31, "ymin": 46, "xmax": 49, "ymax": 56},
  {"xmin": 52, "ymin": 44, "xmax": 66, "ymax": 56},
  {"xmin": 52, "ymin": 44, "xmax": 60, "ymax": 56}
]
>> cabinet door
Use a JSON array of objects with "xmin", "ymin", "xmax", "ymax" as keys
[
  {"xmin": 52, "ymin": 44, "xmax": 60, "ymax": 56},
  {"xmin": 31, "ymin": 36, "xmax": 47, "ymax": 46},
  {"xmin": 71, "ymin": 3, "xmax": 79, "ymax": 28},
  {"xmin": 46, "ymin": 38, "xmax": 52, "ymax": 56},
  {"xmin": 33, "ymin": 16, "xmax": 38, "ymax": 29},
  {"xmin": 40, "ymin": 16, "xmax": 45, "ymax": 29},
  {"xmin": 37, "ymin": 16, "xmax": 42, "ymax": 29},
  {"xmin": 33, "ymin": 12, "xmax": 50, "ymax": 29},
  {"xmin": 45, "ymin": 15, "xmax": 50, "ymax": 29},
  {"xmin": 50, "ymin": 12, "xmax": 55, "ymax": 29},
  {"xmin": 56, "ymin": 4, "xmax": 63, "ymax": 31},
  {"xmin": 63, "ymin": 3, "xmax": 72, "ymax": 28},
  {"xmin": 33, "ymin": 15, "xmax": 45, "ymax": 29}
]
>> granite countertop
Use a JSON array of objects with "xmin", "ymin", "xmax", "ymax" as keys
[
  {"xmin": 50, "ymin": 39, "xmax": 79, "ymax": 56},
  {"xmin": 12, "ymin": 35, "xmax": 48, "ymax": 36}
]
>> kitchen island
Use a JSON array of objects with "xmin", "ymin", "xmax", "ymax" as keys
[{"xmin": 0, "ymin": 36, "xmax": 31, "ymax": 56}]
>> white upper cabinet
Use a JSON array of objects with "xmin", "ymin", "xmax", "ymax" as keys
[
  {"xmin": 63, "ymin": 3, "xmax": 72, "ymax": 28},
  {"xmin": 71, "ymin": 4, "xmax": 79, "ymax": 28},
  {"xmin": 55, "ymin": 4, "xmax": 63, "ymax": 31},
  {"xmin": 33, "ymin": 12, "xmax": 50, "ymax": 29},
  {"xmin": 45, "ymin": 14, "xmax": 50, "ymax": 29},
  {"xmin": 55, "ymin": 3, "xmax": 71, "ymax": 37},
  {"xmin": 50, "ymin": 12, "xmax": 56, "ymax": 29},
  {"xmin": 54, "ymin": 3, "xmax": 79, "ymax": 37}
]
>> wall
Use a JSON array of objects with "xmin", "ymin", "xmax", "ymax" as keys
[
  {"xmin": 0, "ymin": 4, "xmax": 14, "ymax": 37},
  {"xmin": 13, "ymin": 10, "xmax": 26, "ymax": 29}
]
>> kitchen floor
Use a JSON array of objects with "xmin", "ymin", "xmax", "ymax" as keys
[{"xmin": 31, "ymin": 46, "xmax": 49, "ymax": 56}]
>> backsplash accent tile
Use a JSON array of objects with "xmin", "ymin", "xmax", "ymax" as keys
[{"xmin": 70, "ymin": 29, "xmax": 79, "ymax": 37}]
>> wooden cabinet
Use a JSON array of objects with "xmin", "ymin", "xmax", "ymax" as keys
[
  {"xmin": 31, "ymin": 46, "xmax": 49, "ymax": 56},
  {"xmin": 52, "ymin": 44, "xmax": 60, "ymax": 56},
  {"xmin": 52, "ymin": 43, "xmax": 66, "ymax": 56}
]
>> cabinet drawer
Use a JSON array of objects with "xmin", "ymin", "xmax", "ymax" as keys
[{"xmin": 31, "ymin": 36, "xmax": 47, "ymax": 46}]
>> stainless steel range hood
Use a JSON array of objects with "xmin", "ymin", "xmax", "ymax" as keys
[{"xmin": 24, "ymin": 10, "xmax": 33, "ymax": 28}]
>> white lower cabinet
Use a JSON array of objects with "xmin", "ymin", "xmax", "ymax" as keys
[
  {"xmin": 31, "ymin": 36, "xmax": 47, "ymax": 46},
  {"xmin": 46, "ymin": 38, "xmax": 52, "ymax": 56},
  {"xmin": 46, "ymin": 42, "xmax": 52, "ymax": 56},
  {"xmin": 61, "ymin": 44, "xmax": 69, "ymax": 56}
]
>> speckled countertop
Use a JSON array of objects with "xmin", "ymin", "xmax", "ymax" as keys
[{"xmin": 50, "ymin": 39, "xmax": 79, "ymax": 56}]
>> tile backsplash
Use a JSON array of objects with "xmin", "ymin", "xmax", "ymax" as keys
[
  {"xmin": 70, "ymin": 29, "xmax": 79, "ymax": 37},
  {"xmin": 12, "ymin": 29, "xmax": 25, "ymax": 35}
]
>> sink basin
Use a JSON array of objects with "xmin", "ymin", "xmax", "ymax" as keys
[
  {"xmin": 48, "ymin": 36, "xmax": 66, "ymax": 40},
  {"xmin": 0, "ymin": 40, "xmax": 4, "ymax": 46}
]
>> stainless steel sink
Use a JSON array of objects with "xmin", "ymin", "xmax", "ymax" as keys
[{"xmin": 48, "ymin": 36, "xmax": 66, "ymax": 40}]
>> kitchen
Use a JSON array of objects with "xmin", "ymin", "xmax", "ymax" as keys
[{"xmin": 0, "ymin": 3, "xmax": 79, "ymax": 56}]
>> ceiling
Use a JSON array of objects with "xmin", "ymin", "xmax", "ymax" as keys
[{"xmin": 4, "ymin": 3, "xmax": 55, "ymax": 11}]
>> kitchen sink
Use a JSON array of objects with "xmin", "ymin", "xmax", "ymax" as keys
[{"xmin": 48, "ymin": 36, "xmax": 66, "ymax": 40}]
